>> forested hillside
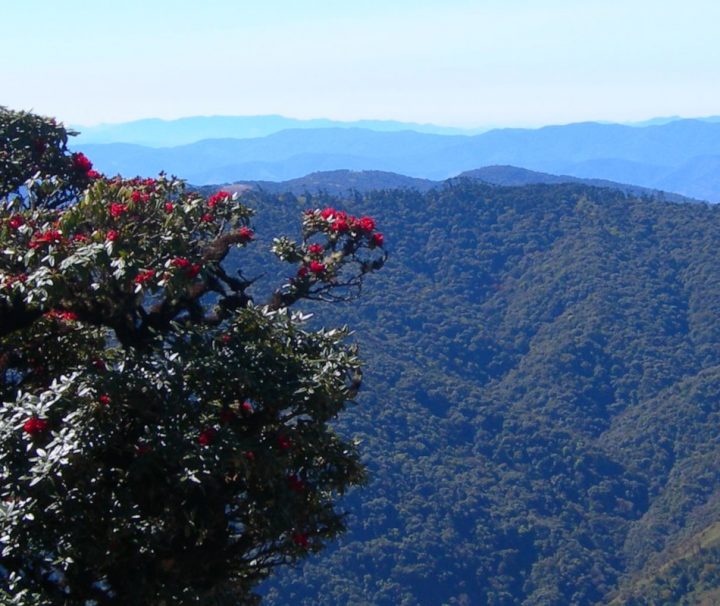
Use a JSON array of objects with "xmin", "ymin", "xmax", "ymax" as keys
[{"xmin": 226, "ymin": 181, "xmax": 720, "ymax": 605}]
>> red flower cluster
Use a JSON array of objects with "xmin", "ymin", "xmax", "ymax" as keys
[
  {"xmin": 131, "ymin": 190, "xmax": 150, "ymax": 204},
  {"xmin": 106, "ymin": 230, "xmax": 119, "ymax": 242},
  {"xmin": 315, "ymin": 207, "xmax": 384, "ymax": 247},
  {"xmin": 29, "ymin": 229, "xmax": 63, "ymax": 249},
  {"xmin": 3, "ymin": 273, "xmax": 27, "ymax": 288},
  {"xmin": 99, "ymin": 394, "xmax": 111, "ymax": 406},
  {"xmin": 238, "ymin": 226, "xmax": 254, "ymax": 241},
  {"xmin": 109, "ymin": 203, "xmax": 128, "ymax": 219},
  {"xmin": 171, "ymin": 257, "xmax": 202, "ymax": 279},
  {"xmin": 134, "ymin": 269, "xmax": 156, "ymax": 285},
  {"xmin": 208, "ymin": 191, "xmax": 231, "ymax": 208},
  {"xmin": 23, "ymin": 417, "xmax": 48, "ymax": 436},
  {"xmin": 288, "ymin": 474, "xmax": 305, "ymax": 493},
  {"xmin": 172, "ymin": 257, "xmax": 191, "ymax": 269},
  {"xmin": 357, "ymin": 216, "xmax": 375, "ymax": 232},
  {"xmin": 309, "ymin": 260, "xmax": 325, "ymax": 275},
  {"xmin": 198, "ymin": 427, "xmax": 217, "ymax": 446},
  {"xmin": 241, "ymin": 401, "xmax": 254, "ymax": 414},
  {"xmin": 330, "ymin": 217, "xmax": 349, "ymax": 233},
  {"xmin": 292, "ymin": 533, "xmax": 309, "ymax": 548},
  {"xmin": 71, "ymin": 152, "xmax": 93, "ymax": 174},
  {"xmin": 7, "ymin": 215, "xmax": 24, "ymax": 230},
  {"xmin": 277, "ymin": 434, "xmax": 292, "ymax": 450},
  {"xmin": 46, "ymin": 309, "xmax": 79, "ymax": 322},
  {"xmin": 164, "ymin": 202, "xmax": 174, "ymax": 213}
]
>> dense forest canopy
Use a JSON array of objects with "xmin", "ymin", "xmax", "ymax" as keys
[{"xmin": 222, "ymin": 181, "xmax": 720, "ymax": 605}]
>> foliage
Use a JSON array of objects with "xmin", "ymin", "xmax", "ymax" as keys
[
  {"xmin": 239, "ymin": 182, "xmax": 720, "ymax": 605},
  {"xmin": 0, "ymin": 108, "xmax": 385, "ymax": 606}
]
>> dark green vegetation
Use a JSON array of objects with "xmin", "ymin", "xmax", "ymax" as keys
[
  {"xmin": 227, "ymin": 181, "xmax": 720, "ymax": 604},
  {"xmin": 76, "ymin": 119, "xmax": 720, "ymax": 200},
  {"xmin": 198, "ymin": 166, "xmax": 695, "ymax": 203}
]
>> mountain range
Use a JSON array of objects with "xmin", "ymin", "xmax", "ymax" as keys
[
  {"xmin": 202, "ymin": 166, "xmax": 697, "ymax": 205},
  {"xmin": 73, "ymin": 118, "xmax": 720, "ymax": 202},
  {"xmin": 71, "ymin": 115, "xmax": 483, "ymax": 147}
]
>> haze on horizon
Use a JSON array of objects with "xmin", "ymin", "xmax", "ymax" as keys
[{"xmin": 3, "ymin": 0, "xmax": 719, "ymax": 129}]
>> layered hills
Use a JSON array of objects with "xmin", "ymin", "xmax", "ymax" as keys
[
  {"xmin": 218, "ymin": 180, "xmax": 720, "ymax": 605},
  {"xmin": 73, "ymin": 118, "xmax": 720, "ymax": 201}
]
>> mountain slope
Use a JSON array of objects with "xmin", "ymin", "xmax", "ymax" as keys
[{"xmin": 222, "ymin": 181, "xmax": 720, "ymax": 605}]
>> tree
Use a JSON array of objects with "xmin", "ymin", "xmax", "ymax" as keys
[{"xmin": 0, "ymin": 108, "xmax": 386, "ymax": 605}]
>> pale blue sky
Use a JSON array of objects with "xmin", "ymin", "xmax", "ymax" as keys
[{"xmin": 3, "ymin": 0, "xmax": 719, "ymax": 127}]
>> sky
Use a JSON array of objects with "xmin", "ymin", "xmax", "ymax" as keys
[{"xmin": 2, "ymin": 0, "xmax": 719, "ymax": 128}]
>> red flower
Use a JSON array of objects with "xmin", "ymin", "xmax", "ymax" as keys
[
  {"xmin": 7, "ymin": 215, "xmax": 24, "ymax": 230},
  {"xmin": 93, "ymin": 359, "xmax": 106, "ymax": 371},
  {"xmin": 86, "ymin": 169, "xmax": 101, "ymax": 179},
  {"xmin": 198, "ymin": 428, "xmax": 216, "ymax": 446},
  {"xmin": 106, "ymin": 230, "xmax": 119, "ymax": 242},
  {"xmin": 221, "ymin": 334, "xmax": 232, "ymax": 343},
  {"xmin": 72, "ymin": 152, "xmax": 93, "ymax": 174},
  {"xmin": 357, "ymin": 216, "xmax": 376, "ymax": 232},
  {"xmin": 371, "ymin": 232, "xmax": 384, "ymax": 248},
  {"xmin": 47, "ymin": 309, "xmax": 79, "ymax": 322},
  {"xmin": 171, "ymin": 257, "xmax": 200, "ymax": 278},
  {"xmin": 29, "ymin": 229, "xmax": 63, "ymax": 248},
  {"xmin": 187, "ymin": 263, "xmax": 202, "ymax": 279},
  {"xmin": 23, "ymin": 417, "xmax": 48, "ymax": 436},
  {"xmin": 277, "ymin": 434, "xmax": 292, "ymax": 450},
  {"xmin": 171, "ymin": 257, "xmax": 191, "ymax": 269},
  {"xmin": 307, "ymin": 243, "xmax": 324, "ymax": 255},
  {"xmin": 320, "ymin": 208, "xmax": 336, "ymax": 220},
  {"xmin": 72, "ymin": 233, "xmax": 89, "ymax": 243},
  {"xmin": 288, "ymin": 474, "xmax": 305, "ymax": 493},
  {"xmin": 109, "ymin": 203, "xmax": 128, "ymax": 219},
  {"xmin": 292, "ymin": 533, "xmax": 309, "ymax": 548},
  {"xmin": 131, "ymin": 191, "xmax": 150, "ymax": 204},
  {"xmin": 297, "ymin": 266, "xmax": 309, "ymax": 278},
  {"xmin": 3, "ymin": 273, "xmax": 27, "ymax": 287},
  {"xmin": 331, "ymin": 218, "xmax": 349, "ymax": 233},
  {"xmin": 241, "ymin": 401, "xmax": 254, "ymax": 414},
  {"xmin": 201, "ymin": 213, "xmax": 213, "ymax": 223},
  {"xmin": 244, "ymin": 450, "xmax": 256, "ymax": 461},
  {"xmin": 208, "ymin": 191, "xmax": 231, "ymax": 208},
  {"xmin": 134, "ymin": 269, "xmax": 156, "ymax": 285},
  {"xmin": 99, "ymin": 394, "xmax": 111, "ymax": 406},
  {"xmin": 309, "ymin": 260, "xmax": 325, "ymax": 275},
  {"xmin": 238, "ymin": 226, "xmax": 254, "ymax": 241},
  {"xmin": 164, "ymin": 202, "xmax": 174, "ymax": 213}
]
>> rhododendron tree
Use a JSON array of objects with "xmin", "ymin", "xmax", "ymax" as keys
[{"xmin": 0, "ymin": 108, "xmax": 386, "ymax": 606}]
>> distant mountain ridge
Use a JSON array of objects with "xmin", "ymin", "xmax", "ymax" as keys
[
  {"xmin": 73, "ymin": 118, "xmax": 720, "ymax": 201},
  {"xmin": 205, "ymin": 166, "xmax": 697, "ymax": 204},
  {"xmin": 72, "ymin": 115, "xmax": 482, "ymax": 147}
]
